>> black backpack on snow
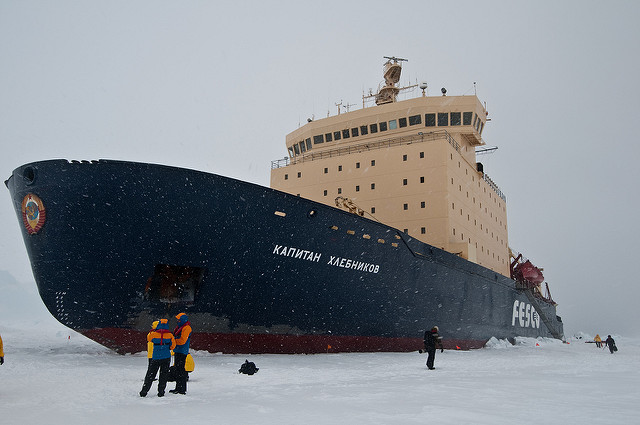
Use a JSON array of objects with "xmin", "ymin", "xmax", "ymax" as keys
[{"xmin": 239, "ymin": 359, "xmax": 259, "ymax": 375}]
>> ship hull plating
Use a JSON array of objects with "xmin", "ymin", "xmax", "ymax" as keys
[{"xmin": 7, "ymin": 160, "xmax": 563, "ymax": 353}]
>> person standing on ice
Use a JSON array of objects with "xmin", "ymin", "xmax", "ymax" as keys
[
  {"xmin": 145, "ymin": 320, "xmax": 159, "ymax": 366},
  {"xmin": 170, "ymin": 312, "xmax": 192, "ymax": 395},
  {"xmin": 140, "ymin": 318, "xmax": 175, "ymax": 397},
  {"xmin": 594, "ymin": 334, "xmax": 602, "ymax": 348},
  {"xmin": 423, "ymin": 326, "xmax": 443, "ymax": 370},
  {"xmin": 605, "ymin": 335, "xmax": 617, "ymax": 354},
  {"xmin": 0, "ymin": 332, "xmax": 4, "ymax": 365}
]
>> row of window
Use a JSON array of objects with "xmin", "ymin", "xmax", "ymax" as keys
[
  {"xmin": 400, "ymin": 225, "xmax": 505, "ymax": 265},
  {"xmin": 289, "ymin": 111, "xmax": 484, "ymax": 156},
  {"xmin": 285, "ymin": 151, "xmax": 432, "ymax": 179},
  {"xmin": 452, "ymin": 227, "xmax": 505, "ymax": 264}
]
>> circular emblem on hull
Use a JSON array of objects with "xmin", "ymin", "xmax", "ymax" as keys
[{"xmin": 22, "ymin": 193, "xmax": 46, "ymax": 234}]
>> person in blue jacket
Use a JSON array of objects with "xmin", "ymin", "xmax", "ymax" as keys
[
  {"xmin": 140, "ymin": 319, "xmax": 175, "ymax": 397},
  {"xmin": 170, "ymin": 312, "xmax": 192, "ymax": 395}
]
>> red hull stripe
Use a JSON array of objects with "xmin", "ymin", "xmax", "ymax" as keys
[{"xmin": 81, "ymin": 328, "xmax": 487, "ymax": 354}]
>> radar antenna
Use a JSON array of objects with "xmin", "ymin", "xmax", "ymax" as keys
[
  {"xmin": 383, "ymin": 56, "xmax": 408, "ymax": 63},
  {"xmin": 363, "ymin": 56, "xmax": 417, "ymax": 106}
]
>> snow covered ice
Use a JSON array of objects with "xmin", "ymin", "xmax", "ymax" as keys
[{"xmin": 2, "ymin": 280, "xmax": 639, "ymax": 424}]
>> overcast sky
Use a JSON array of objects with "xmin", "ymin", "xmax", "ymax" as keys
[{"xmin": 1, "ymin": 0, "xmax": 639, "ymax": 337}]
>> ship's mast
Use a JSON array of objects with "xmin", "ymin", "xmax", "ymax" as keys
[{"xmin": 363, "ymin": 56, "xmax": 417, "ymax": 106}]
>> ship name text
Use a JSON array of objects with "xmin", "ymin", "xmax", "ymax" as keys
[
  {"xmin": 272, "ymin": 244, "xmax": 380, "ymax": 274},
  {"xmin": 273, "ymin": 245, "xmax": 321, "ymax": 262},
  {"xmin": 511, "ymin": 300, "xmax": 541, "ymax": 329},
  {"xmin": 327, "ymin": 256, "xmax": 379, "ymax": 273}
]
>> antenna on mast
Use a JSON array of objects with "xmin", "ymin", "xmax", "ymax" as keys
[{"xmin": 383, "ymin": 56, "xmax": 408, "ymax": 63}]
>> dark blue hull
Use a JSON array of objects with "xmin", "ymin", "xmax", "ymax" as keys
[{"xmin": 6, "ymin": 159, "xmax": 563, "ymax": 353}]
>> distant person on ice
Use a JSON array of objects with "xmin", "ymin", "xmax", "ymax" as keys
[
  {"xmin": 170, "ymin": 312, "xmax": 192, "ymax": 395},
  {"xmin": 605, "ymin": 335, "xmax": 617, "ymax": 354},
  {"xmin": 423, "ymin": 326, "xmax": 443, "ymax": 370},
  {"xmin": 140, "ymin": 318, "xmax": 175, "ymax": 397},
  {"xmin": 594, "ymin": 334, "xmax": 602, "ymax": 348},
  {"xmin": 0, "ymin": 331, "xmax": 4, "ymax": 365}
]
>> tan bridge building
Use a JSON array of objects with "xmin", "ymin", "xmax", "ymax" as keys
[{"xmin": 271, "ymin": 58, "xmax": 509, "ymax": 277}]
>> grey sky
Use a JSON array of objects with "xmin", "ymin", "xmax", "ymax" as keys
[{"xmin": 1, "ymin": 1, "xmax": 639, "ymax": 337}]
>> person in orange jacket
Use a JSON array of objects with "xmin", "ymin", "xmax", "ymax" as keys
[
  {"xmin": 140, "ymin": 319, "xmax": 175, "ymax": 397},
  {"xmin": 170, "ymin": 312, "xmax": 192, "ymax": 395},
  {"xmin": 143, "ymin": 320, "xmax": 159, "ymax": 371},
  {"xmin": 0, "ymin": 332, "xmax": 4, "ymax": 365},
  {"xmin": 146, "ymin": 320, "xmax": 159, "ymax": 364}
]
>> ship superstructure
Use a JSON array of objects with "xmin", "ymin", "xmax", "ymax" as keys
[{"xmin": 271, "ymin": 58, "xmax": 508, "ymax": 276}]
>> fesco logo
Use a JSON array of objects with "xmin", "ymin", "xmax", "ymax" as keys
[{"xmin": 511, "ymin": 300, "xmax": 540, "ymax": 329}]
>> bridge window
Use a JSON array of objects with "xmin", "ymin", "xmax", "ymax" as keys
[
  {"xmin": 409, "ymin": 114, "xmax": 421, "ymax": 125},
  {"xmin": 370, "ymin": 123, "xmax": 378, "ymax": 133},
  {"xmin": 425, "ymin": 113, "xmax": 436, "ymax": 127},
  {"xmin": 334, "ymin": 131, "xmax": 341, "ymax": 141},
  {"xmin": 451, "ymin": 112, "xmax": 461, "ymax": 126},
  {"xmin": 325, "ymin": 132, "xmax": 333, "ymax": 142},
  {"xmin": 463, "ymin": 112, "xmax": 473, "ymax": 125},
  {"xmin": 351, "ymin": 127, "xmax": 359, "ymax": 137},
  {"xmin": 360, "ymin": 125, "xmax": 368, "ymax": 135},
  {"xmin": 313, "ymin": 135, "xmax": 324, "ymax": 144},
  {"xmin": 379, "ymin": 121, "xmax": 388, "ymax": 131},
  {"xmin": 438, "ymin": 113, "xmax": 449, "ymax": 126},
  {"xmin": 389, "ymin": 119, "xmax": 397, "ymax": 130},
  {"xmin": 342, "ymin": 129, "xmax": 350, "ymax": 139},
  {"xmin": 399, "ymin": 117, "xmax": 407, "ymax": 128}
]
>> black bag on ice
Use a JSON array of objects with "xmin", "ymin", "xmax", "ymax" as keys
[{"xmin": 239, "ymin": 360, "xmax": 259, "ymax": 375}]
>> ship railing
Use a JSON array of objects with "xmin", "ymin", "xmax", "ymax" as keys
[
  {"xmin": 482, "ymin": 173, "xmax": 506, "ymax": 201},
  {"xmin": 271, "ymin": 157, "xmax": 291, "ymax": 169},
  {"xmin": 271, "ymin": 130, "xmax": 459, "ymax": 170}
]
